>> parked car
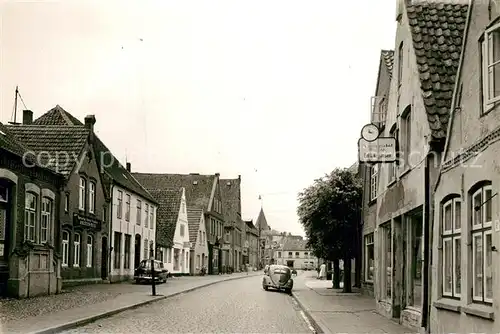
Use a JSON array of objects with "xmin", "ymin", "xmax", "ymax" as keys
[
  {"xmin": 134, "ymin": 259, "xmax": 168, "ymax": 284},
  {"xmin": 262, "ymin": 264, "xmax": 293, "ymax": 294}
]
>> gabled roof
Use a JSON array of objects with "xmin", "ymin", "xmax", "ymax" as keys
[
  {"xmin": 32, "ymin": 105, "xmax": 84, "ymax": 126},
  {"xmin": 381, "ymin": 50, "xmax": 394, "ymax": 78},
  {"xmin": 30, "ymin": 107, "xmax": 156, "ymax": 203},
  {"xmin": 187, "ymin": 207, "xmax": 203, "ymax": 247},
  {"xmin": 149, "ymin": 188, "xmax": 183, "ymax": 248},
  {"xmin": 255, "ymin": 207, "xmax": 269, "ymax": 232},
  {"xmin": 219, "ymin": 178, "xmax": 241, "ymax": 228},
  {"xmin": 0, "ymin": 122, "xmax": 38, "ymax": 166},
  {"xmin": 407, "ymin": 2, "xmax": 468, "ymax": 140},
  {"xmin": 282, "ymin": 237, "xmax": 308, "ymax": 251},
  {"xmin": 5, "ymin": 124, "xmax": 90, "ymax": 176},
  {"xmin": 132, "ymin": 173, "xmax": 216, "ymax": 211}
]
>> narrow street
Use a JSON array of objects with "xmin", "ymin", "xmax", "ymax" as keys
[{"xmin": 61, "ymin": 274, "xmax": 313, "ymax": 334}]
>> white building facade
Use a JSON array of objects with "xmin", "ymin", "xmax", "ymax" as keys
[
  {"xmin": 110, "ymin": 185, "xmax": 156, "ymax": 282},
  {"xmin": 158, "ymin": 188, "xmax": 191, "ymax": 275}
]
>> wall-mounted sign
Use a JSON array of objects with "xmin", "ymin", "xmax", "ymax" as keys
[
  {"xmin": 358, "ymin": 137, "xmax": 396, "ymax": 163},
  {"xmin": 73, "ymin": 213, "xmax": 102, "ymax": 230}
]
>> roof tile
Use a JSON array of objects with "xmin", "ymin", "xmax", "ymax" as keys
[
  {"xmin": 219, "ymin": 178, "xmax": 241, "ymax": 229},
  {"xmin": 149, "ymin": 188, "xmax": 183, "ymax": 248},
  {"xmin": 407, "ymin": 1, "xmax": 468, "ymax": 140},
  {"xmin": 187, "ymin": 207, "xmax": 203, "ymax": 247}
]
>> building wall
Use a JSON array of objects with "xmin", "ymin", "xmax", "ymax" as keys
[
  {"xmin": 274, "ymin": 250, "xmax": 317, "ymax": 269},
  {"xmin": 190, "ymin": 214, "xmax": 209, "ymax": 274},
  {"xmin": 0, "ymin": 152, "xmax": 63, "ymax": 298},
  {"xmin": 430, "ymin": 3, "xmax": 500, "ymax": 333},
  {"xmin": 372, "ymin": 6, "xmax": 434, "ymax": 330},
  {"xmin": 60, "ymin": 143, "xmax": 108, "ymax": 286},
  {"xmin": 109, "ymin": 184, "xmax": 156, "ymax": 282},
  {"xmin": 168, "ymin": 193, "xmax": 190, "ymax": 274}
]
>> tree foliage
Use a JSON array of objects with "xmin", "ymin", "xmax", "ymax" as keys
[{"xmin": 297, "ymin": 167, "xmax": 362, "ymax": 261}]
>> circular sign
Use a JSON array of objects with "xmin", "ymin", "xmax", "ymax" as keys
[{"xmin": 361, "ymin": 123, "xmax": 380, "ymax": 142}]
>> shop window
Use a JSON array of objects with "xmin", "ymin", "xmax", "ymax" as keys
[
  {"xmin": 73, "ymin": 233, "xmax": 81, "ymax": 267},
  {"xmin": 406, "ymin": 212, "xmax": 423, "ymax": 307},
  {"xmin": 364, "ymin": 233, "xmax": 374, "ymax": 282},
  {"xmin": 62, "ymin": 231, "xmax": 69, "ymax": 266},
  {"xmin": 382, "ymin": 223, "xmax": 392, "ymax": 300}
]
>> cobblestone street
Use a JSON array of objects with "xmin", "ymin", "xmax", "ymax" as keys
[{"xmin": 61, "ymin": 274, "xmax": 312, "ymax": 334}]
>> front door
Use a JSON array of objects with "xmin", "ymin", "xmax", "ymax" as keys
[
  {"xmin": 101, "ymin": 236, "xmax": 108, "ymax": 280},
  {"xmin": 0, "ymin": 181, "xmax": 11, "ymax": 296},
  {"xmin": 134, "ymin": 234, "xmax": 141, "ymax": 269}
]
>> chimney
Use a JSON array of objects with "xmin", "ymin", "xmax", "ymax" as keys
[
  {"xmin": 215, "ymin": 173, "xmax": 220, "ymax": 178},
  {"xmin": 238, "ymin": 175, "xmax": 241, "ymax": 180},
  {"xmin": 84, "ymin": 115, "xmax": 96, "ymax": 142},
  {"xmin": 23, "ymin": 110, "xmax": 33, "ymax": 125},
  {"xmin": 126, "ymin": 162, "xmax": 131, "ymax": 172}
]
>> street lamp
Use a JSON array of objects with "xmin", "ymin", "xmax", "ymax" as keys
[{"xmin": 149, "ymin": 244, "xmax": 156, "ymax": 296}]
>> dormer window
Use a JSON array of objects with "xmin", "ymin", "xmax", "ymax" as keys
[{"xmin": 401, "ymin": 106, "xmax": 412, "ymax": 169}]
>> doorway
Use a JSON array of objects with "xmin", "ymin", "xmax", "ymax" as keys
[
  {"xmin": 134, "ymin": 234, "xmax": 141, "ymax": 269},
  {"xmin": 101, "ymin": 236, "xmax": 108, "ymax": 280},
  {"xmin": 286, "ymin": 260, "xmax": 294, "ymax": 268},
  {"xmin": 0, "ymin": 181, "xmax": 11, "ymax": 296}
]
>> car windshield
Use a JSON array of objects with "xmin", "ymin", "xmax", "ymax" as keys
[
  {"xmin": 270, "ymin": 265, "xmax": 290, "ymax": 274},
  {"xmin": 140, "ymin": 260, "xmax": 162, "ymax": 270}
]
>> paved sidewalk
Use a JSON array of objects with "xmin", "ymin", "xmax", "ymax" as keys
[
  {"xmin": 292, "ymin": 275, "xmax": 415, "ymax": 334},
  {"xmin": 1, "ymin": 271, "xmax": 260, "ymax": 334}
]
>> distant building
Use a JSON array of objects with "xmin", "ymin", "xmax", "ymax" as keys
[{"xmin": 273, "ymin": 236, "xmax": 318, "ymax": 270}]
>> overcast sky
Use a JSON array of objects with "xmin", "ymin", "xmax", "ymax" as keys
[{"xmin": 1, "ymin": 0, "xmax": 395, "ymax": 236}]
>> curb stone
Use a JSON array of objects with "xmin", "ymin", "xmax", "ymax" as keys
[
  {"xmin": 291, "ymin": 292, "xmax": 332, "ymax": 334},
  {"xmin": 28, "ymin": 273, "xmax": 261, "ymax": 334}
]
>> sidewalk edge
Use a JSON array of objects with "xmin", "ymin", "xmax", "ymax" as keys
[
  {"xmin": 29, "ymin": 273, "xmax": 260, "ymax": 334},
  {"xmin": 291, "ymin": 292, "xmax": 332, "ymax": 334}
]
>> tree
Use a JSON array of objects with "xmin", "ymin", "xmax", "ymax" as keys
[{"xmin": 297, "ymin": 167, "xmax": 362, "ymax": 293}]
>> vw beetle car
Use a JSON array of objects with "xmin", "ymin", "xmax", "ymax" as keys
[
  {"xmin": 134, "ymin": 259, "xmax": 168, "ymax": 284},
  {"xmin": 262, "ymin": 264, "xmax": 293, "ymax": 294}
]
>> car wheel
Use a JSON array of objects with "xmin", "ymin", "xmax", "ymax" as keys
[
  {"xmin": 263, "ymin": 285, "xmax": 268, "ymax": 291},
  {"xmin": 285, "ymin": 288, "xmax": 292, "ymax": 294},
  {"xmin": 135, "ymin": 279, "xmax": 140, "ymax": 284}
]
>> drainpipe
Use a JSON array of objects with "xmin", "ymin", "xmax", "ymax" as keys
[
  {"xmin": 108, "ymin": 183, "xmax": 114, "ymax": 281},
  {"xmin": 422, "ymin": 152, "xmax": 432, "ymax": 332}
]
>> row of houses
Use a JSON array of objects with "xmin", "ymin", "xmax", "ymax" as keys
[
  {"xmin": 358, "ymin": 1, "xmax": 500, "ymax": 333},
  {"xmin": 0, "ymin": 105, "xmax": 268, "ymax": 299}
]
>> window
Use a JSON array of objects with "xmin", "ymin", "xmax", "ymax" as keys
[
  {"xmin": 145, "ymin": 204, "xmax": 149, "ymax": 227},
  {"xmin": 407, "ymin": 213, "xmax": 423, "ymax": 307},
  {"xmin": 278, "ymin": 251, "xmax": 282, "ymax": 258},
  {"xmin": 62, "ymin": 231, "xmax": 69, "ymax": 266},
  {"xmin": 89, "ymin": 182, "xmax": 96, "ymax": 214},
  {"xmin": 73, "ymin": 233, "xmax": 81, "ymax": 267},
  {"xmin": 482, "ymin": 24, "xmax": 500, "ymax": 108},
  {"xmin": 125, "ymin": 194, "xmax": 131, "ymax": 221},
  {"xmin": 288, "ymin": 252, "xmax": 292, "ymax": 258},
  {"xmin": 114, "ymin": 232, "xmax": 121, "ymax": 269},
  {"xmin": 144, "ymin": 238, "xmax": 149, "ymax": 260},
  {"xmin": 0, "ymin": 185, "xmax": 7, "ymax": 203},
  {"xmin": 442, "ymin": 196, "xmax": 462, "ymax": 298},
  {"xmin": 86, "ymin": 235, "xmax": 93, "ymax": 267},
  {"xmin": 225, "ymin": 231, "xmax": 230, "ymax": 243},
  {"xmin": 117, "ymin": 191, "xmax": 123, "ymax": 219},
  {"xmin": 64, "ymin": 194, "xmax": 69, "ymax": 212},
  {"xmin": 370, "ymin": 165, "xmax": 378, "ymax": 201},
  {"xmin": 180, "ymin": 224, "xmax": 185, "ymax": 237},
  {"xmin": 365, "ymin": 234, "xmax": 374, "ymax": 282},
  {"xmin": 79, "ymin": 177, "xmax": 86, "ymax": 210},
  {"xmin": 199, "ymin": 231, "xmax": 202, "ymax": 244},
  {"xmin": 24, "ymin": 193, "xmax": 37, "ymax": 242},
  {"xmin": 401, "ymin": 107, "xmax": 411, "ymax": 168},
  {"xmin": 124, "ymin": 234, "xmax": 131, "ymax": 269},
  {"xmin": 136, "ymin": 200, "xmax": 142, "ymax": 225},
  {"xmin": 202, "ymin": 231, "xmax": 206, "ymax": 245},
  {"xmin": 197, "ymin": 254, "xmax": 201, "ymax": 268},
  {"xmin": 471, "ymin": 184, "xmax": 493, "ymax": 303},
  {"xmin": 388, "ymin": 127, "xmax": 397, "ymax": 183},
  {"xmin": 295, "ymin": 252, "xmax": 300, "ymax": 258},
  {"xmin": 149, "ymin": 207, "xmax": 154, "ymax": 229},
  {"xmin": 382, "ymin": 223, "xmax": 392, "ymax": 300},
  {"xmin": 41, "ymin": 198, "xmax": 52, "ymax": 244}
]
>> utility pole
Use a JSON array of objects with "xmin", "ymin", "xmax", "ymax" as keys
[{"xmin": 150, "ymin": 244, "xmax": 156, "ymax": 296}]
